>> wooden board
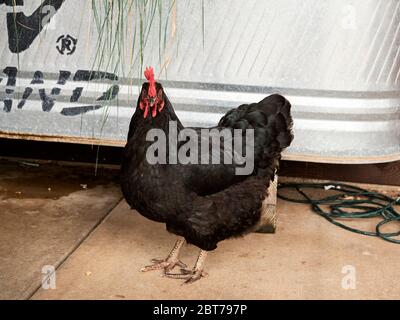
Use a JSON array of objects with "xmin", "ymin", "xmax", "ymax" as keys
[
  {"xmin": 255, "ymin": 175, "xmax": 278, "ymax": 234},
  {"xmin": 280, "ymin": 160, "xmax": 400, "ymax": 187}
]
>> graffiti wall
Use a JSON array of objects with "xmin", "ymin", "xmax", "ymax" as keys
[{"xmin": 0, "ymin": 0, "xmax": 141, "ymax": 144}]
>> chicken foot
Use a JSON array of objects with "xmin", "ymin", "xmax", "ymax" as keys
[
  {"xmin": 140, "ymin": 237, "xmax": 186, "ymax": 273},
  {"xmin": 164, "ymin": 249, "xmax": 208, "ymax": 284}
]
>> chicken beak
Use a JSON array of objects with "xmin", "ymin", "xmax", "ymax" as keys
[{"xmin": 149, "ymin": 97, "xmax": 155, "ymax": 107}]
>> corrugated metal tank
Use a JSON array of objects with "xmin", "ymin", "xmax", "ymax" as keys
[{"xmin": 0, "ymin": 0, "xmax": 399, "ymax": 163}]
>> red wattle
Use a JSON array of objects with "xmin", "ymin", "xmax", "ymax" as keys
[
  {"xmin": 152, "ymin": 105, "xmax": 157, "ymax": 118},
  {"xmin": 158, "ymin": 100, "xmax": 165, "ymax": 112},
  {"xmin": 143, "ymin": 105, "xmax": 149, "ymax": 118}
]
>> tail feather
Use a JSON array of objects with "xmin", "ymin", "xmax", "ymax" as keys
[{"xmin": 218, "ymin": 93, "xmax": 293, "ymax": 176}]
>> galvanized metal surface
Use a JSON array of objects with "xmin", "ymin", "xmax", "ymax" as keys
[{"xmin": 0, "ymin": 0, "xmax": 400, "ymax": 163}]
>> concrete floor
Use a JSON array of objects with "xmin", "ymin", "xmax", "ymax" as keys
[
  {"xmin": 1, "ymin": 159, "xmax": 399, "ymax": 299},
  {"xmin": 0, "ymin": 159, "xmax": 122, "ymax": 299}
]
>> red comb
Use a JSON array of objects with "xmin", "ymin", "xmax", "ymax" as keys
[{"xmin": 144, "ymin": 66, "xmax": 156, "ymax": 98}]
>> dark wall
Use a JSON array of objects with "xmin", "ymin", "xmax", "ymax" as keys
[{"xmin": 0, "ymin": 138, "xmax": 399, "ymax": 186}]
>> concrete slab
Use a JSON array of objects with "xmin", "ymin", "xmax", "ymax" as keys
[
  {"xmin": 32, "ymin": 185, "xmax": 400, "ymax": 300},
  {"xmin": 0, "ymin": 159, "xmax": 122, "ymax": 299}
]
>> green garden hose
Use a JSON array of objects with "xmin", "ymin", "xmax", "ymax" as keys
[{"xmin": 277, "ymin": 182, "xmax": 400, "ymax": 244}]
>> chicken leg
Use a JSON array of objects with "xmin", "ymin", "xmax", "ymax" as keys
[
  {"xmin": 164, "ymin": 249, "xmax": 208, "ymax": 284},
  {"xmin": 140, "ymin": 237, "xmax": 187, "ymax": 273}
]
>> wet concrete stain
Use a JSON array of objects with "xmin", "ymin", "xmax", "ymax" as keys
[{"xmin": 0, "ymin": 159, "xmax": 119, "ymax": 200}]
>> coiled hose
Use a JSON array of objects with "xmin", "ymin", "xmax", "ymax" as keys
[{"xmin": 278, "ymin": 182, "xmax": 400, "ymax": 244}]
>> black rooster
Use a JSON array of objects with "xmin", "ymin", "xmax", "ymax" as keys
[{"xmin": 121, "ymin": 67, "xmax": 293, "ymax": 283}]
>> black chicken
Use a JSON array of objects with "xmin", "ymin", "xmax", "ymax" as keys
[{"xmin": 121, "ymin": 67, "xmax": 293, "ymax": 283}]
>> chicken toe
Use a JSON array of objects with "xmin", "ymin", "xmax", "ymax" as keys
[
  {"xmin": 164, "ymin": 268, "xmax": 208, "ymax": 284},
  {"xmin": 140, "ymin": 237, "xmax": 186, "ymax": 273},
  {"xmin": 164, "ymin": 249, "xmax": 208, "ymax": 284},
  {"xmin": 140, "ymin": 258, "xmax": 186, "ymax": 272}
]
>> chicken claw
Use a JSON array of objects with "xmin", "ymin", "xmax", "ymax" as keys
[
  {"xmin": 164, "ymin": 250, "xmax": 208, "ymax": 284},
  {"xmin": 140, "ymin": 258, "xmax": 186, "ymax": 272},
  {"xmin": 164, "ymin": 268, "xmax": 208, "ymax": 284},
  {"xmin": 140, "ymin": 237, "xmax": 186, "ymax": 273}
]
